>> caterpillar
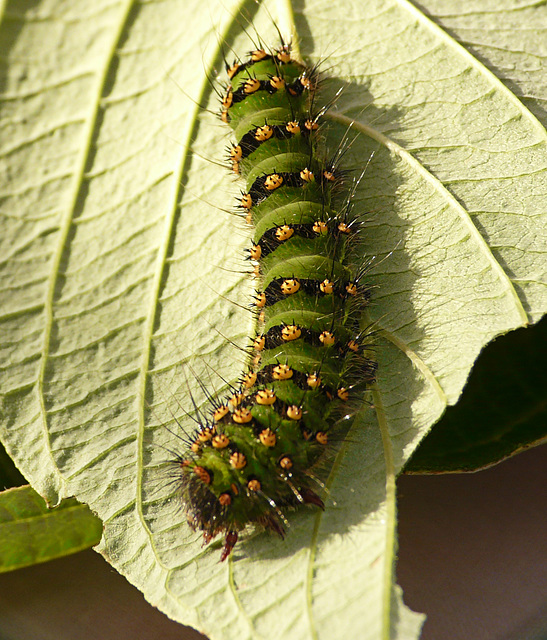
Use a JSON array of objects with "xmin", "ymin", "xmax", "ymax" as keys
[{"xmin": 174, "ymin": 40, "xmax": 376, "ymax": 561}]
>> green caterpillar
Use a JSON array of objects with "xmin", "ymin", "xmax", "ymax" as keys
[{"xmin": 176, "ymin": 42, "xmax": 376, "ymax": 561}]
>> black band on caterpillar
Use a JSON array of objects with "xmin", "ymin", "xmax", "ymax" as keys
[{"xmin": 176, "ymin": 41, "xmax": 376, "ymax": 562}]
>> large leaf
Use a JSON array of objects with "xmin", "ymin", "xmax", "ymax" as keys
[{"xmin": 0, "ymin": 1, "xmax": 545, "ymax": 640}]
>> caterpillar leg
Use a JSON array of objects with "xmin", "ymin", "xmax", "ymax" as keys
[
  {"xmin": 220, "ymin": 530, "xmax": 239, "ymax": 562},
  {"xmin": 301, "ymin": 488, "xmax": 325, "ymax": 510}
]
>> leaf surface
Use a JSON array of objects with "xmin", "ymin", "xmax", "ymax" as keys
[{"xmin": 0, "ymin": 0, "xmax": 545, "ymax": 639}]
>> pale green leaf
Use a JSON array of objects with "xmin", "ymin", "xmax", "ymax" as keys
[
  {"xmin": 417, "ymin": 0, "xmax": 547, "ymax": 126},
  {"xmin": 0, "ymin": 0, "xmax": 545, "ymax": 639}
]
